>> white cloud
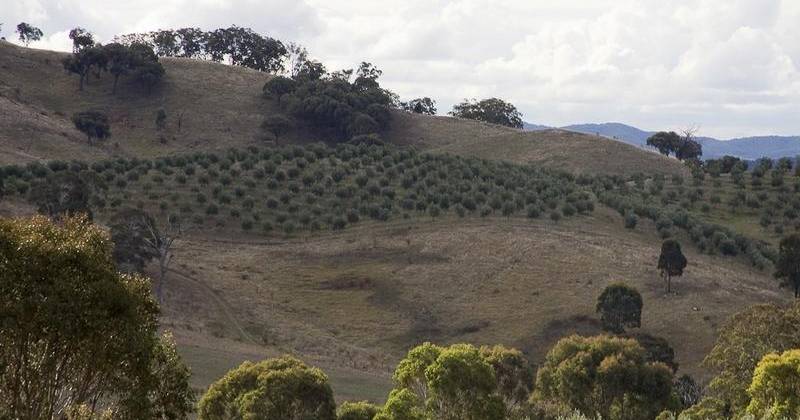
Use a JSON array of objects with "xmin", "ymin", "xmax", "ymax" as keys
[{"xmin": 3, "ymin": 0, "xmax": 800, "ymax": 138}]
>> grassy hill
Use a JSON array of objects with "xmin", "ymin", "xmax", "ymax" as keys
[
  {"xmin": 0, "ymin": 41, "xmax": 686, "ymax": 177},
  {"xmin": 0, "ymin": 42, "xmax": 785, "ymax": 403}
]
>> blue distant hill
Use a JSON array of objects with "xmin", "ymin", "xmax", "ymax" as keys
[{"xmin": 524, "ymin": 121, "xmax": 800, "ymax": 160}]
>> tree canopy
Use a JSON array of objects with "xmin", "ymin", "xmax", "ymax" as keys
[
  {"xmin": 0, "ymin": 216, "xmax": 193, "ymax": 419},
  {"xmin": 197, "ymin": 356, "xmax": 336, "ymax": 420},
  {"xmin": 401, "ymin": 97, "xmax": 437, "ymax": 115},
  {"xmin": 382, "ymin": 342, "xmax": 506, "ymax": 420},
  {"xmin": 657, "ymin": 239, "xmax": 687, "ymax": 293},
  {"xmin": 114, "ymin": 26, "xmax": 287, "ymax": 73},
  {"xmin": 746, "ymin": 349, "xmax": 800, "ymax": 419},
  {"xmin": 72, "ymin": 110, "xmax": 111, "ymax": 145},
  {"xmin": 15, "ymin": 22, "xmax": 43, "ymax": 46},
  {"xmin": 596, "ymin": 283, "xmax": 643, "ymax": 333},
  {"xmin": 703, "ymin": 302, "xmax": 800, "ymax": 415},
  {"xmin": 646, "ymin": 131, "xmax": 703, "ymax": 161},
  {"xmin": 774, "ymin": 233, "xmax": 800, "ymax": 298},
  {"xmin": 449, "ymin": 98, "xmax": 523, "ymax": 128},
  {"xmin": 281, "ymin": 62, "xmax": 397, "ymax": 141},
  {"xmin": 532, "ymin": 335, "xmax": 676, "ymax": 420}
]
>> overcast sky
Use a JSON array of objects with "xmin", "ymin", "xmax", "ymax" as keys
[{"xmin": 5, "ymin": 0, "xmax": 800, "ymax": 138}]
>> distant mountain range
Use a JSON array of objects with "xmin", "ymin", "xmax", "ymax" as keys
[{"xmin": 523, "ymin": 122, "xmax": 800, "ymax": 160}]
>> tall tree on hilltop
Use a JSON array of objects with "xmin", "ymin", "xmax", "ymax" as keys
[
  {"xmin": 402, "ymin": 97, "xmax": 437, "ymax": 115},
  {"xmin": 658, "ymin": 239, "xmax": 687, "ymax": 293},
  {"xmin": 647, "ymin": 131, "xmax": 683, "ymax": 156},
  {"xmin": 15, "ymin": 22, "xmax": 43, "ymax": 46},
  {"xmin": 449, "ymin": 98, "xmax": 523, "ymax": 128},
  {"xmin": 68, "ymin": 27, "xmax": 94, "ymax": 52}
]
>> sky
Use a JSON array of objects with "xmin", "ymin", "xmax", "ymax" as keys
[{"xmin": 4, "ymin": 0, "xmax": 800, "ymax": 139}]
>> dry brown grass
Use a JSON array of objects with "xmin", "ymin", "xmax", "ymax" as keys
[
  {"xmin": 157, "ymin": 208, "xmax": 784, "ymax": 400},
  {"xmin": 1, "ymin": 41, "xmax": 685, "ymax": 177},
  {"xmin": 386, "ymin": 112, "xmax": 688, "ymax": 176}
]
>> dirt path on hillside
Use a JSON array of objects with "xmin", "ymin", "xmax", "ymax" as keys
[{"xmin": 167, "ymin": 267, "xmax": 259, "ymax": 346}]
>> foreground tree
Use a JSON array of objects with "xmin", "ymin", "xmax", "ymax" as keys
[
  {"xmin": 746, "ymin": 349, "xmax": 800, "ymax": 419},
  {"xmin": 382, "ymin": 342, "xmax": 505, "ymax": 420},
  {"xmin": 337, "ymin": 401, "xmax": 381, "ymax": 420},
  {"xmin": 15, "ymin": 22, "xmax": 43, "ymax": 46},
  {"xmin": 0, "ymin": 216, "xmax": 193, "ymax": 419},
  {"xmin": 532, "ymin": 335, "xmax": 676, "ymax": 420},
  {"xmin": 479, "ymin": 345, "xmax": 534, "ymax": 417},
  {"xmin": 657, "ymin": 239, "xmax": 687, "ymax": 293},
  {"xmin": 197, "ymin": 356, "xmax": 336, "ymax": 420},
  {"xmin": 774, "ymin": 233, "xmax": 800, "ymax": 298},
  {"xmin": 596, "ymin": 283, "xmax": 643, "ymax": 333},
  {"xmin": 449, "ymin": 98, "xmax": 523, "ymax": 128},
  {"xmin": 703, "ymin": 301, "xmax": 800, "ymax": 415},
  {"xmin": 72, "ymin": 110, "xmax": 110, "ymax": 145}
]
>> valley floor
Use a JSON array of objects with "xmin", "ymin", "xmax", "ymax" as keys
[{"xmin": 156, "ymin": 207, "xmax": 785, "ymax": 400}]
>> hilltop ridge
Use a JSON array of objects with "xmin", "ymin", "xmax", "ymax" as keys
[{"xmin": 0, "ymin": 41, "xmax": 685, "ymax": 176}]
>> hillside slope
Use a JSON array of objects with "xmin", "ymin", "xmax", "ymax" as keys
[{"xmin": 0, "ymin": 41, "xmax": 685, "ymax": 176}]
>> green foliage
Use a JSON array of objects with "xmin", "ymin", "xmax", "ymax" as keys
[
  {"xmin": 532, "ymin": 335, "xmax": 677, "ymax": 420},
  {"xmin": 261, "ymin": 114, "xmax": 293, "ymax": 142},
  {"xmin": 704, "ymin": 302, "xmax": 800, "ymax": 414},
  {"xmin": 596, "ymin": 283, "xmax": 643, "ymax": 333},
  {"xmin": 15, "ymin": 22, "xmax": 43, "ymax": 45},
  {"xmin": 658, "ymin": 239, "xmax": 687, "ymax": 293},
  {"xmin": 72, "ymin": 110, "xmax": 111, "ymax": 145},
  {"xmin": 774, "ymin": 233, "xmax": 800, "ymax": 298},
  {"xmin": 747, "ymin": 349, "xmax": 800, "ymax": 419},
  {"xmin": 449, "ymin": 98, "xmax": 523, "ymax": 128},
  {"xmin": 0, "ymin": 216, "xmax": 193, "ymax": 419},
  {"xmin": 646, "ymin": 131, "xmax": 702, "ymax": 161},
  {"xmin": 401, "ymin": 97, "xmax": 437, "ymax": 115},
  {"xmin": 28, "ymin": 170, "xmax": 94, "ymax": 219},
  {"xmin": 115, "ymin": 26, "xmax": 288, "ymax": 73},
  {"xmin": 282, "ymin": 62, "xmax": 396, "ymax": 140},
  {"xmin": 337, "ymin": 401, "xmax": 380, "ymax": 420},
  {"xmin": 387, "ymin": 342, "xmax": 505, "ymax": 420},
  {"xmin": 374, "ymin": 389, "xmax": 425, "ymax": 420},
  {"xmin": 263, "ymin": 76, "xmax": 297, "ymax": 103},
  {"xmin": 198, "ymin": 356, "xmax": 336, "ymax": 420}
]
